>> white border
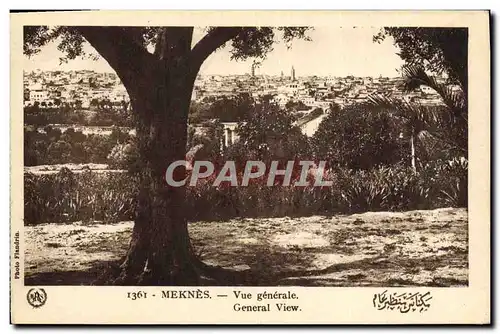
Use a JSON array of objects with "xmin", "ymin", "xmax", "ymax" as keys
[{"xmin": 3, "ymin": 3, "xmax": 497, "ymax": 332}]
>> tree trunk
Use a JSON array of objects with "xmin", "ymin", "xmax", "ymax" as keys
[
  {"xmin": 410, "ymin": 133, "xmax": 417, "ymax": 172},
  {"xmin": 77, "ymin": 27, "xmax": 250, "ymax": 285},
  {"xmin": 113, "ymin": 55, "xmax": 204, "ymax": 285}
]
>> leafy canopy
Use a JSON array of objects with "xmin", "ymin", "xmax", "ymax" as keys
[
  {"xmin": 371, "ymin": 27, "xmax": 468, "ymax": 156},
  {"xmin": 374, "ymin": 27, "xmax": 468, "ymax": 89},
  {"xmin": 227, "ymin": 99, "xmax": 309, "ymax": 163},
  {"xmin": 311, "ymin": 103, "xmax": 406, "ymax": 170},
  {"xmin": 24, "ymin": 26, "xmax": 312, "ymax": 65}
]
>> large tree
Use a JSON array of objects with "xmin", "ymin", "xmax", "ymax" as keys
[
  {"xmin": 371, "ymin": 28, "xmax": 468, "ymax": 163},
  {"xmin": 24, "ymin": 25, "xmax": 311, "ymax": 285},
  {"xmin": 311, "ymin": 103, "xmax": 406, "ymax": 170},
  {"xmin": 226, "ymin": 98, "xmax": 309, "ymax": 164}
]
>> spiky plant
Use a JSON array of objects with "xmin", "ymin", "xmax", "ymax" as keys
[{"xmin": 368, "ymin": 64, "xmax": 467, "ymax": 171}]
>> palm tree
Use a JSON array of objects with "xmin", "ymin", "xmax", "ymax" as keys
[
  {"xmin": 369, "ymin": 64, "xmax": 467, "ymax": 171},
  {"xmin": 402, "ymin": 65, "xmax": 467, "ymax": 150},
  {"xmin": 368, "ymin": 95, "xmax": 432, "ymax": 171}
]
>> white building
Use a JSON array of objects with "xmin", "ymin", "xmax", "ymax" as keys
[
  {"xmin": 273, "ymin": 93, "xmax": 291, "ymax": 108},
  {"xmin": 281, "ymin": 82, "xmax": 305, "ymax": 96},
  {"xmin": 221, "ymin": 122, "xmax": 240, "ymax": 148},
  {"xmin": 29, "ymin": 90, "xmax": 48, "ymax": 103},
  {"xmin": 325, "ymin": 77, "xmax": 336, "ymax": 86},
  {"xmin": 81, "ymin": 100, "xmax": 90, "ymax": 109},
  {"xmin": 302, "ymin": 96, "xmax": 316, "ymax": 107},
  {"xmin": 420, "ymin": 85, "xmax": 435, "ymax": 95}
]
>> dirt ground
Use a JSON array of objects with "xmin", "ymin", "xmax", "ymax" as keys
[{"xmin": 24, "ymin": 208, "xmax": 468, "ymax": 286}]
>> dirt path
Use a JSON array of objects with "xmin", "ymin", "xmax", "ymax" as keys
[{"xmin": 25, "ymin": 208, "xmax": 468, "ymax": 286}]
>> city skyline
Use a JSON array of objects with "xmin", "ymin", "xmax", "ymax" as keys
[{"xmin": 24, "ymin": 27, "xmax": 405, "ymax": 78}]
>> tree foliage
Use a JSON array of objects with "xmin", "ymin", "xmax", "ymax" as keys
[
  {"xmin": 374, "ymin": 27, "xmax": 468, "ymax": 90},
  {"xmin": 189, "ymin": 93, "xmax": 255, "ymax": 124},
  {"xmin": 24, "ymin": 26, "xmax": 312, "ymax": 70},
  {"xmin": 371, "ymin": 27, "xmax": 468, "ymax": 157},
  {"xmin": 227, "ymin": 99, "xmax": 309, "ymax": 163},
  {"xmin": 311, "ymin": 104, "xmax": 406, "ymax": 170},
  {"xmin": 186, "ymin": 121, "xmax": 224, "ymax": 163},
  {"xmin": 24, "ymin": 126, "xmax": 131, "ymax": 166}
]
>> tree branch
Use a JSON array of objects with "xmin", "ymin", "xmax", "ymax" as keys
[
  {"xmin": 190, "ymin": 27, "xmax": 244, "ymax": 70},
  {"xmin": 75, "ymin": 26, "xmax": 155, "ymax": 90}
]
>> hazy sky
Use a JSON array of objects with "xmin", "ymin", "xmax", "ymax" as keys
[{"xmin": 23, "ymin": 27, "xmax": 405, "ymax": 77}]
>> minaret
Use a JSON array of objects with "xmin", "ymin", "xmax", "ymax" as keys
[
  {"xmin": 251, "ymin": 60, "xmax": 261, "ymax": 77},
  {"xmin": 291, "ymin": 66, "xmax": 296, "ymax": 81}
]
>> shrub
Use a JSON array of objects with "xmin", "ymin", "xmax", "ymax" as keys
[
  {"xmin": 107, "ymin": 141, "xmax": 139, "ymax": 170},
  {"xmin": 311, "ymin": 103, "xmax": 407, "ymax": 170},
  {"xmin": 24, "ymin": 170, "xmax": 137, "ymax": 225},
  {"xmin": 24, "ymin": 126, "xmax": 132, "ymax": 166},
  {"xmin": 24, "ymin": 108, "xmax": 133, "ymax": 127},
  {"xmin": 24, "ymin": 160, "xmax": 468, "ymax": 225},
  {"xmin": 428, "ymin": 157, "xmax": 468, "ymax": 207}
]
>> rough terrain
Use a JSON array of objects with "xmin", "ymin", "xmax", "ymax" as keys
[{"xmin": 25, "ymin": 208, "xmax": 468, "ymax": 286}]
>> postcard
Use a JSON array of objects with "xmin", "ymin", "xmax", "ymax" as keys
[{"xmin": 10, "ymin": 10, "xmax": 490, "ymax": 324}]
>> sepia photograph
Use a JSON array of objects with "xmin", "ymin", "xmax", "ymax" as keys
[
  {"xmin": 22, "ymin": 24, "xmax": 469, "ymax": 287},
  {"xmin": 10, "ymin": 10, "xmax": 490, "ymax": 325}
]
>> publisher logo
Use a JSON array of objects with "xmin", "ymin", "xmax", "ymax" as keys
[{"xmin": 27, "ymin": 288, "xmax": 47, "ymax": 308}]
